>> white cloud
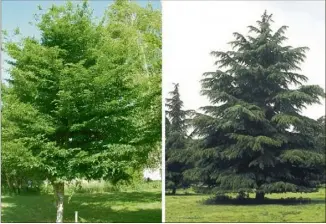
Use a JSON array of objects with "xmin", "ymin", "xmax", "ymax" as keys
[{"xmin": 163, "ymin": 1, "xmax": 325, "ymax": 119}]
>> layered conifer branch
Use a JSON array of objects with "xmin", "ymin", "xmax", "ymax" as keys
[{"xmin": 187, "ymin": 11, "xmax": 325, "ymax": 195}]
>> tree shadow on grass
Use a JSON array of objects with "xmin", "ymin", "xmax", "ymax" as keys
[
  {"xmin": 203, "ymin": 196, "xmax": 325, "ymax": 206},
  {"xmin": 67, "ymin": 200, "xmax": 161, "ymax": 223},
  {"xmin": 165, "ymin": 193, "xmax": 199, "ymax": 196},
  {"xmin": 71, "ymin": 191, "xmax": 161, "ymax": 204},
  {"xmin": 1, "ymin": 191, "xmax": 161, "ymax": 223}
]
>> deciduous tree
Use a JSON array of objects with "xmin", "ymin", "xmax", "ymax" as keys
[{"xmin": 2, "ymin": 0, "xmax": 161, "ymax": 222}]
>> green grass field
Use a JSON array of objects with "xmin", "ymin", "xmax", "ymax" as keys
[
  {"xmin": 1, "ymin": 181, "xmax": 162, "ymax": 223},
  {"xmin": 166, "ymin": 188, "xmax": 326, "ymax": 222}
]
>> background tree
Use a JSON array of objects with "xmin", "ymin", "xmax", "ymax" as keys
[
  {"xmin": 106, "ymin": 0, "xmax": 162, "ymax": 168},
  {"xmin": 1, "ymin": 0, "xmax": 161, "ymax": 222},
  {"xmin": 165, "ymin": 83, "xmax": 192, "ymax": 194},
  {"xmin": 315, "ymin": 115, "xmax": 326, "ymax": 184},
  {"xmin": 316, "ymin": 116, "xmax": 325, "ymax": 153},
  {"xmin": 189, "ymin": 11, "xmax": 325, "ymax": 200}
]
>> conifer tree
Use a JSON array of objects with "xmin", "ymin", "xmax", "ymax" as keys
[
  {"xmin": 190, "ymin": 11, "xmax": 325, "ymax": 200},
  {"xmin": 316, "ymin": 116, "xmax": 325, "ymax": 153},
  {"xmin": 165, "ymin": 83, "xmax": 191, "ymax": 194}
]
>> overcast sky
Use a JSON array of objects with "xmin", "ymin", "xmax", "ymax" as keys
[{"xmin": 163, "ymin": 1, "xmax": 325, "ymax": 120}]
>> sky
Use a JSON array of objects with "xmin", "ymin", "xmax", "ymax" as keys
[{"xmin": 163, "ymin": 1, "xmax": 325, "ymax": 120}]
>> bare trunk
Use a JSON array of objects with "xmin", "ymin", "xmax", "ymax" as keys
[
  {"xmin": 53, "ymin": 182, "xmax": 65, "ymax": 223},
  {"xmin": 255, "ymin": 192, "xmax": 265, "ymax": 200}
]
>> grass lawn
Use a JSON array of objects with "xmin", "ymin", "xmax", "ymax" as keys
[
  {"xmin": 1, "ymin": 185, "xmax": 161, "ymax": 223},
  {"xmin": 166, "ymin": 188, "xmax": 326, "ymax": 222}
]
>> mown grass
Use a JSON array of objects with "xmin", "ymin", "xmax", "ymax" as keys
[
  {"xmin": 1, "ymin": 181, "xmax": 162, "ymax": 223},
  {"xmin": 166, "ymin": 188, "xmax": 326, "ymax": 222}
]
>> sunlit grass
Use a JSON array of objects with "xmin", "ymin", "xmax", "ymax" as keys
[
  {"xmin": 1, "ymin": 181, "xmax": 162, "ymax": 223},
  {"xmin": 166, "ymin": 188, "xmax": 326, "ymax": 222}
]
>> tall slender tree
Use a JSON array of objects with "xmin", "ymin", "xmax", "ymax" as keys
[
  {"xmin": 190, "ymin": 11, "xmax": 325, "ymax": 200},
  {"xmin": 165, "ymin": 83, "xmax": 192, "ymax": 194}
]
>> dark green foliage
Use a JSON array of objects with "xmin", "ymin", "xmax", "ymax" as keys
[
  {"xmin": 316, "ymin": 116, "xmax": 325, "ymax": 153},
  {"xmin": 315, "ymin": 115, "xmax": 326, "ymax": 183},
  {"xmin": 188, "ymin": 11, "xmax": 325, "ymax": 198},
  {"xmin": 165, "ymin": 83, "xmax": 192, "ymax": 194}
]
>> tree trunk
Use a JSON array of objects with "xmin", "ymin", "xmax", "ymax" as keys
[
  {"xmin": 13, "ymin": 176, "xmax": 19, "ymax": 195},
  {"xmin": 53, "ymin": 182, "xmax": 65, "ymax": 223},
  {"xmin": 5, "ymin": 175, "xmax": 14, "ymax": 195},
  {"xmin": 172, "ymin": 187, "xmax": 176, "ymax": 195},
  {"xmin": 255, "ymin": 192, "xmax": 265, "ymax": 200},
  {"xmin": 17, "ymin": 177, "xmax": 22, "ymax": 195}
]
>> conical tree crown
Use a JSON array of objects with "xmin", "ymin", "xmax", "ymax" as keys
[
  {"xmin": 192, "ymin": 11, "xmax": 325, "ymax": 194},
  {"xmin": 166, "ymin": 83, "xmax": 188, "ymax": 136},
  {"xmin": 165, "ymin": 83, "xmax": 192, "ymax": 193}
]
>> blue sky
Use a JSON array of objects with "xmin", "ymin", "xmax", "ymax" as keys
[
  {"xmin": 1, "ymin": 0, "xmax": 161, "ymax": 80},
  {"xmin": 2, "ymin": 0, "xmax": 160, "ymax": 36}
]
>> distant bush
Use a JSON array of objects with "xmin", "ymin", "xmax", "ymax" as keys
[
  {"xmin": 319, "ymin": 183, "xmax": 326, "ymax": 188},
  {"xmin": 236, "ymin": 191, "xmax": 249, "ymax": 200},
  {"xmin": 34, "ymin": 174, "xmax": 161, "ymax": 195},
  {"xmin": 193, "ymin": 186, "xmax": 214, "ymax": 194},
  {"xmin": 2, "ymin": 179, "xmax": 43, "ymax": 196}
]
